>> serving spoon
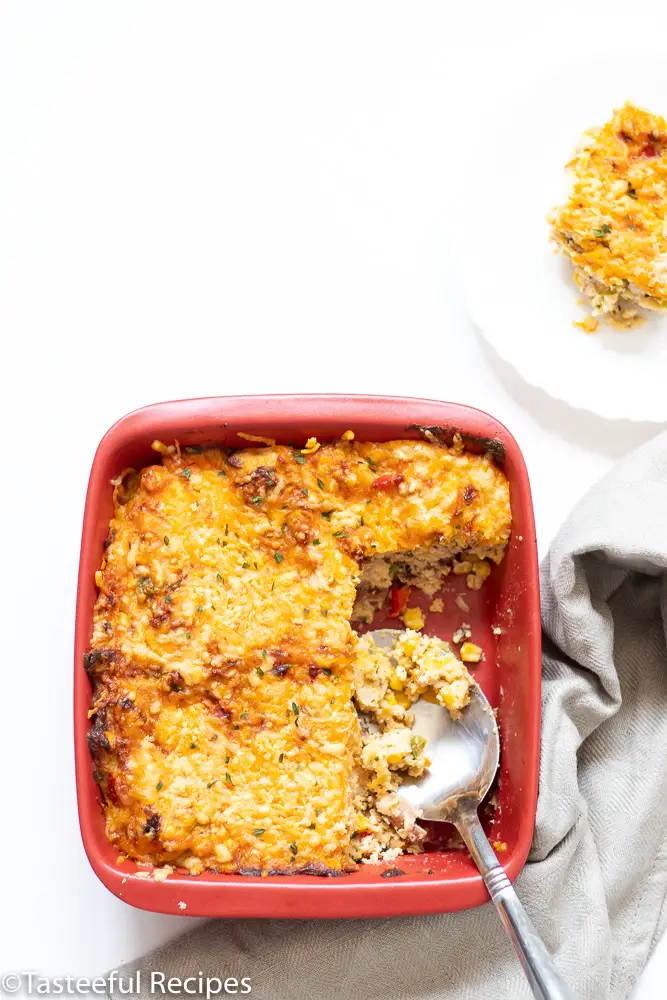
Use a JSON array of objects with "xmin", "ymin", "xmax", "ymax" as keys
[{"xmin": 369, "ymin": 629, "xmax": 573, "ymax": 1000}]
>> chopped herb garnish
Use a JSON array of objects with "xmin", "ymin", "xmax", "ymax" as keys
[
  {"xmin": 216, "ymin": 573, "xmax": 222, "ymax": 581},
  {"xmin": 262, "ymin": 649, "xmax": 268, "ymax": 659},
  {"xmin": 242, "ymin": 562, "xmax": 250, "ymax": 568},
  {"xmin": 181, "ymin": 468, "xmax": 191, "ymax": 479},
  {"xmin": 279, "ymin": 752, "xmax": 284, "ymax": 762},
  {"xmin": 322, "ymin": 610, "xmax": 328, "ymax": 617},
  {"xmin": 367, "ymin": 456, "xmax": 377, "ymax": 468},
  {"xmin": 274, "ymin": 552, "xmax": 284, "ymax": 563},
  {"xmin": 628, "ymin": 184, "xmax": 638, "ymax": 199},
  {"xmin": 164, "ymin": 536, "xmax": 169, "ymax": 546},
  {"xmin": 252, "ymin": 495, "xmax": 262, "ymax": 504},
  {"xmin": 240, "ymin": 712, "xmax": 248, "ymax": 719},
  {"xmin": 301, "ymin": 488, "xmax": 308, "ymax": 496},
  {"xmin": 253, "ymin": 561, "xmax": 258, "ymax": 570},
  {"xmin": 185, "ymin": 631, "xmax": 191, "ymax": 639},
  {"xmin": 164, "ymin": 594, "xmax": 172, "ymax": 603},
  {"xmin": 197, "ymin": 605, "xmax": 203, "ymax": 613},
  {"xmin": 365, "ymin": 499, "xmax": 372, "ymax": 504},
  {"xmin": 225, "ymin": 524, "xmax": 229, "ymax": 535},
  {"xmin": 290, "ymin": 842, "xmax": 298, "ymax": 855},
  {"xmin": 224, "ymin": 772, "xmax": 234, "ymax": 786},
  {"xmin": 189, "ymin": 742, "xmax": 196, "ymax": 749},
  {"xmin": 315, "ymin": 808, "xmax": 323, "ymax": 815},
  {"xmin": 313, "ymin": 538, "xmax": 320, "ymax": 545},
  {"xmin": 256, "ymin": 666, "xmax": 264, "ymax": 677},
  {"xmin": 317, "ymin": 478, "xmax": 325, "ymax": 490},
  {"xmin": 271, "ymin": 581, "xmax": 275, "ymax": 591},
  {"xmin": 332, "ymin": 530, "xmax": 348, "ymax": 538},
  {"xmin": 321, "ymin": 510, "xmax": 333, "ymax": 520},
  {"xmin": 322, "ymin": 668, "xmax": 332, "ymax": 675},
  {"xmin": 360, "ymin": 516, "xmax": 364, "ymax": 526},
  {"xmin": 225, "ymin": 756, "xmax": 230, "ymax": 764},
  {"xmin": 232, "ymin": 724, "xmax": 240, "ymax": 730},
  {"xmin": 293, "ymin": 453, "xmax": 307, "ymax": 464},
  {"xmin": 156, "ymin": 780, "xmax": 163, "ymax": 791},
  {"xmin": 207, "ymin": 780, "xmax": 217, "ymax": 789},
  {"xmin": 218, "ymin": 470, "xmax": 227, "ymax": 477},
  {"xmin": 253, "ymin": 829, "xmax": 265, "ymax": 837},
  {"xmin": 292, "ymin": 701, "xmax": 300, "ymax": 715},
  {"xmin": 593, "ymin": 223, "xmax": 612, "ymax": 237},
  {"xmin": 308, "ymin": 822, "xmax": 316, "ymax": 829}
]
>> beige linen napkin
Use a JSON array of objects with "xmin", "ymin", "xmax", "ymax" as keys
[{"xmin": 109, "ymin": 431, "xmax": 667, "ymax": 999}]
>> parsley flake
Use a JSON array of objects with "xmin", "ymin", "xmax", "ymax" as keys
[
  {"xmin": 216, "ymin": 573, "xmax": 222, "ymax": 581},
  {"xmin": 242, "ymin": 562, "xmax": 250, "ymax": 569},
  {"xmin": 252, "ymin": 496, "xmax": 262, "ymax": 504},
  {"xmin": 321, "ymin": 510, "xmax": 333, "ymax": 520},
  {"xmin": 279, "ymin": 752, "xmax": 284, "ymax": 762},
  {"xmin": 308, "ymin": 822, "xmax": 316, "ymax": 829},
  {"xmin": 317, "ymin": 478, "xmax": 325, "ymax": 490},
  {"xmin": 593, "ymin": 223, "xmax": 612, "ymax": 237},
  {"xmin": 256, "ymin": 666, "xmax": 264, "ymax": 677},
  {"xmin": 332, "ymin": 530, "xmax": 348, "ymax": 538},
  {"xmin": 292, "ymin": 702, "xmax": 300, "ymax": 715},
  {"xmin": 164, "ymin": 536, "xmax": 169, "ymax": 546},
  {"xmin": 274, "ymin": 552, "xmax": 284, "ymax": 563},
  {"xmin": 190, "ymin": 742, "xmax": 196, "ymax": 749},
  {"xmin": 293, "ymin": 453, "xmax": 307, "ymax": 465},
  {"xmin": 218, "ymin": 470, "xmax": 227, "ymax": 477},
  {"xmin": 289, "ymin": 842, "xmax": 298, "ymax": 855},
  {"xmin": 224, "ymin": 772, "xmax": 234, "ymax": 787},
  {"xmin": 207, "ymin": 780, "xmax": 217, "ymax": 789},
  {"xmin": 181, "ymin": 468, "xmax": 191, "ymax": 479},
  {"xmin": 185, "ymin": 631, "xmax": 191, "ymax": 639},
  {"xmin": 156, "ymin": 780, "xmax": 163, "ymax": 791},
  {"xmin": 253, "ymin": 829, "xmax": 265, "ymax": 837}
]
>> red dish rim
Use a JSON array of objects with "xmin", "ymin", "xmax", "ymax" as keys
[{"xmin": 74, "ymin": 394, "xmax": 541, "ymax": 918}]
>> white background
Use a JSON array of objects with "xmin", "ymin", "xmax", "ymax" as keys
[{"xmin": 1, "ymin": 2, "xmax": 665, "ymax": 995}]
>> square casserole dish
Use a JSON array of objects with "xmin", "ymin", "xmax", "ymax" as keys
[{"xmin": 74, "ymin": 394, "xmax": 540, "ymax": 918}]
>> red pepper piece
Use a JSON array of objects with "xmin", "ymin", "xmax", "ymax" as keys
[
  {"xmin": 640, "ymin": 142, "xmax": 657, "ymax": 157},
  {"xmin": 371, "ymin": 472, "xmax": 404, "ymax": 490},
  {"xmin": 390, "ymin": 585, "xmax": 411, "ymax": 618}
]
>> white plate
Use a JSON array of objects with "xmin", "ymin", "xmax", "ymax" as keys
[{"xmin": 453, "ymin": 57, "xmax": 667, "ymax": 422}]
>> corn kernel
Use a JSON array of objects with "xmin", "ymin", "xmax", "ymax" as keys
[
  {"xmin": 356, "ymin": 813, "xmax": 370, "ymax": 832},
  {"xmin": 387, "ymin": 752, "xmax": 405, "ymax": 765},
  {"xmin": 341, "ymin": 429, "xmax": 355, "ymax": 441},
  {"xmin": 453, "ymin": 560, "xmax": 472, "ymax": 575},
  {"xmin": 388, "ymin": 675, "xmax": 405, "ymax": 692},
  {"xmin": 460, "ymin": 642, "xmax": 483, "ymax": 663},
  {"xmin": 402, "ymin": 607, "xmax": 425, "ymax": 630},
  {"xmin": 301, "ymin": 437, "xmax": 321, "ymax": 455}
]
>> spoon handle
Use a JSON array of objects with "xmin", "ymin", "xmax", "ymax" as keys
[{"xmin": 455, "ymin": 810, "xmax": 575, "ymax": 1000}]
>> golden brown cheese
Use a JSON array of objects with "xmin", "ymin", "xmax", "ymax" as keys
[
  {"xmin": 550, "ymin": 102, "xmax": 667, "ymax": 325},
  {"xmin": 86, "ymin": 437, "xmax": 511, "ymax": 874}
]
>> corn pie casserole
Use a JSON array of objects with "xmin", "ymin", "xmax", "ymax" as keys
[{"xmin": 85, "ymin": 432, "xmax": 511, "ymax": 874}]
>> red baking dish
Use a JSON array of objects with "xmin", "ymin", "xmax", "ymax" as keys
[{"xmin": 74, "ymin": 394, "xmax": 540, "ymax": 918}]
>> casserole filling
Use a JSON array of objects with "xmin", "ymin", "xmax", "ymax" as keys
[
  {"xmin": 86, "ymin": 434, "xmax": 510, "ymax": 874},
  {"xmin": 550, "ymin": 102, "xmax": 667, "ymax": 328}
]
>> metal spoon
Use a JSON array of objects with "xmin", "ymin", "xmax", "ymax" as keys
[{"xmin": 369, "ymin": 629, "xmax": 573, "ymax": 1000}]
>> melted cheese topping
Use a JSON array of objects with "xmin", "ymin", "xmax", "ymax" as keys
[
  {"xmin": 86, "ymin": 437, "xmax": 510, "ymax": 874},
  {"xmin": 551, "ymin": 103, "xmax": 667, "ymax": 309}
]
